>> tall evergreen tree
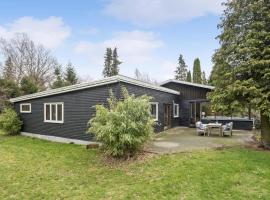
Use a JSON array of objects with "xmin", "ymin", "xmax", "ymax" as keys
[
  {"xmin": 103, "ymin": 48, "xmax": 113, "ymax": 77},
  {"xmin": 111, "ymin": 48, "xmax": 121, "ymax": 76},
  {"xmin": 208, "ymin": 0, "xmax": 270, "ymax": 147},
  {"xmin": 175, "ymin": 54, "xmax": 188, "ymax": 81},
  {"xmin": 20, "ymin": 76, "xmax": 39, "ymax": 95},
  {"xmin": 2, "ymin": 57, "xmax": 14, "ymax": 80},
  {"xmin": 65, "ymin": 62, "xmax": 79, "ymax": 85},
  {"xmin": 192, "ymin": 58, "xmax": 202, "ymax": 84},
  {"xmin": 51, "ymin": 65, "xmax": 65, "ymax": 89},
  {"xmin": 201, "ymin": 71, "xmax": 207, "ymax": 85},
  {"xmin": 186, "ymin": 70, "xmax": 192, "ymax": 82}
]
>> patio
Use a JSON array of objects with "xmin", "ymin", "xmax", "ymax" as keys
[{"xmin": 145, "ymin": 127, "xmax": 254, "ymax": 154}]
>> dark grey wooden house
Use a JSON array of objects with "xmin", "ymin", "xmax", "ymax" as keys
[{"xmin": 10, "ymin": 75, "xmax": 213, "ymax": 144}]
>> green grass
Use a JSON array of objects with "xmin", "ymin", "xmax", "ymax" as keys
[{"xmin": 0, "ymin": 136, "xmax": 270, "ymax": 200}]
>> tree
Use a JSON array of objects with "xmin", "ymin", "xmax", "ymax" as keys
[
  {"xmin": 88, "ymin": 87, "xmax": 154, "ymax": 158},
  {"xmin": 0, "ymin": 33, "xmax": 58, "ymax": 89},
  {"xmin": 102, "ymin": 48, "xmax": 113, "ymax": 77},
  {"xmin": 134, "ymin": 68, "xmax": 158, "ymax": 84},
  {"xmin": 0, "ymin": 78, "xmax": 20, "ymax": 111},
  {"xmin": 20, "ymin": 76, "xmax": 39, "ymax": 95},
  {"xmin": 111, "ymin": 48, "xmax": 121, "ymax": 76},
  {"xmin": 175, "ymin": 54, "xmax": 188, "ymax": 81},
  {"xmin": 64, "ymin": 62, "xmax": 79, "ymax": 85},
  {"xmin": 186, "ymin": 70, "xmax": 192, "ymax": 82},
  {"xmin": 201, "ymin": 71, "xmax": 207, "ymax": 85},
  {"xmin": 208, "ymin": 0, "xmax": 270, "ymax": 147},
  {"xmin": 1, "ymin": 57, "xmax": 14, "ymax": 80},
  {"xmin": 51, "ymin": 65, "xmax": 65, "ymax": 89},
  {"xmin": 193, "ymin": 58, "xmax": 202, "ymax": 84}
]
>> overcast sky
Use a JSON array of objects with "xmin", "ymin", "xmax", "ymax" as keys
[{"xmin": 0, "ymin": 0, "xmax": 224, "ymax": 82}]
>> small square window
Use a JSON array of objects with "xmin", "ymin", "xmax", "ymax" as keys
[{"xmin": 20, "ymin": 103, "xmax": 31, "ymax": 113}]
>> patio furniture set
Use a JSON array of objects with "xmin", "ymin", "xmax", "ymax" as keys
[{"xmin": 196, "ymin": 121, "xmax": 233, "ymax": 137}]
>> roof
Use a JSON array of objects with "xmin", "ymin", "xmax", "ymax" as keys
[
  {"xmin": 160, "ymin": 79, "xmax": 215, "ymax": 90},
  {"xmin": 10, "ymin": 75, "xmax": 179, "ymax": 103}
]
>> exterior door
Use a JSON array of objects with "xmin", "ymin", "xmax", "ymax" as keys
[
  {"xmin": 164, "ymin": 104, "xmax": 172, "ymax": 129},
  {"xmin": 189, "ymin": 102, "xmax": 201, "ymax": 127}
]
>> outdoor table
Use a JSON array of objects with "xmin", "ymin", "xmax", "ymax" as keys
[{"xmin": 206, "ymin": 123, "xmax": 222, "ymax": 136}]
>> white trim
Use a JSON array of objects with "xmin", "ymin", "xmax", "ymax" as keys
[
  {"xmin": 150, "ymin": 102, "xmax": 159, "ymax": 121},
  {"xmin": 160, "ymin": 79, "xmax": 215, "ymax": 90},
  {"xmin": 44, "ymin": 102, "xmax": 64, "ymax": 123},
  {"xmin": 173, "ymin": 103, "xmax": 179, "ymax": 118},
  {"xmin": 10, "ymin": 75, "xmax": 179, "ymax": 103},
  {"xmin": 21, "ymin": 132, "xmax": 99, "ymax": 145},
  {"xmin": 20, "ymin": 103, "xmax": 31, "ymax": 113}
]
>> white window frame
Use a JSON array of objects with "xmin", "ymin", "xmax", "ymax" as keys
[
  {"xmin": 173, "ymin": 103, "xmax": 179, "ymax": 118},
  {"xmin": 150, "ymin": 102, "xmax": 159, "ymax": 121},
  {"xmin": 20, "ymin": 103, "xmax": 31, "ymax": 113},
  {"xmin": 44, "ymin": 102, "xmax": 64, "ymax": 124}
]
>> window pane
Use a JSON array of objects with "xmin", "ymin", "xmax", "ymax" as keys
[
  {"xmin": 151, "ymin": 104, "xmax": 156, "ymax": 118},
  {"xmin": 57, "ymin": 104, "xmax": 62, "ymax": 121},
  {"xmin": 51, "ymin": 104, "xmax": 56, "ymax": 120},
  {"xmin": 46, "ymin": 105, "xmax": 50, "ymax": 120},
  {"xmin": 22, "ymin": 105, "xmax": 30, "ymax": 111},
  {"xmin": 174, "ymin": 105, "xmax": 177, "ymax": 115}
]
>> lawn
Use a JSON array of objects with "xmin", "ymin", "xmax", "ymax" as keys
[{"xmin": 0, "ymin": 135, "xmax": 270, "ymax": 200}]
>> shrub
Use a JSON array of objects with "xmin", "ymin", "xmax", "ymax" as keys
[
  {"xmin": 0, "ymin": 108, "xmax": 22, "ymax": 135},
  {"xmin": 88, "ymin": 87, "xmax": 154, "ymax": 158}
]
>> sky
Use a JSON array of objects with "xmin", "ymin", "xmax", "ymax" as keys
[{"xmin": 0, "ymin": 0, "xmax": 224, "ymax": 82}]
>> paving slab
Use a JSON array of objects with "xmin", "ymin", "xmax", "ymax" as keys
[{"xmin": 145, "ymin": 127, "xmax": 253, "ymax": 154}]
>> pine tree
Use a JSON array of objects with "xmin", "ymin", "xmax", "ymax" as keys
[
  {"xmin": 65, "ymin": 62, "xmax": 78, "ymax": 85},
  {"xmin": 111, "ymin": 48, "xmax": 121, "ymax": 76},
  {"xmin": 103, "ymin": 48, "xmax": 113, "ymax": 77},
  {"xmin": 186, "ymin": 71, "xmax": 192, "ymax": 82},
  {"xmin": 208, "ymin": 0, "xmax": 270, "ymax": 147},
  {"xmin": 51, "ymin": 65, "xmax": 65, "ymax": 89},
  {"xmin": 175, "ymin": 54, "xmax": 188, "ymax": 81},
  {"xmin": 20, "ymin": 76, "xmax": 39, "ymax": 95},
  {"xmin": 201, "ymin": 71, "xmax": 207, "ymax": 85},
  {"xmin": 2, "ymin": 57, "xmax": 14, "ymax": 81},
  {"xmin": 193, "ymin": 58, "xmax": 202, "ymax": 84}
]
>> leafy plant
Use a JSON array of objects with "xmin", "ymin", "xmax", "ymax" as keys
[
  {"xmin": 88, "ymin": 87, "xmax": 154, "ymax": 158},
  {"xmin": 0, "ymin": 108, "xmax": 22, "ymax": 135}
]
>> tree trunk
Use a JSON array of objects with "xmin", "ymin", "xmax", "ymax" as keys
[{"xmin": 260, "ymin": 113, "xmax": 270, "ymax": 148}]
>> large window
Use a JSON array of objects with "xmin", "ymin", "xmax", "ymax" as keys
[
  {"xmin": 173, "ymin": 103, "xmax": 179, "ymax": 118},
  {"xmin": 44, "ymin": 103, "xmax": 64, "ymax": 123},
  {"xmin": 20, "ymin": 103, "xmax": 31, "ymax": 113},
  {"xmin": 150, "ymin": 102, "xmax": 158, "ymax": 121}
]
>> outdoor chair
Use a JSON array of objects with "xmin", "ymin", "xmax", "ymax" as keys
[
  {"xmin": 222, "ymin": 122, "xmax": 233, "ymax": 136},
  {"xmin": 196, "ymin": 121, "xmax": 208, "ymax": 136}
]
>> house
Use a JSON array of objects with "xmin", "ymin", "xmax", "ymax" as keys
[{"xmin": 10, "ymin": 75, "xmax": 212, "ymax": 144}]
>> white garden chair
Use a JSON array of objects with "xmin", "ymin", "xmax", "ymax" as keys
[
  {"xmin": 222, "ymin": 122, "xmax": 233, "ymax": 136},
  {"xmin": 196, "ymin": 121, "xmax": 208, "ymax": 136}
]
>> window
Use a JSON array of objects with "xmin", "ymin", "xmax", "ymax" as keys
[
  {"xmin": 150, "ymin": 102, "xmax": 158, "ymax": 121},
  {"xmin": 44, "ymin": 103, "xmax": 64, "ymax": 123},
  {"xmin": 173, "ymin": 103, "xmax": 179, "ymax": 118},
  {"xmin": 20, "ymin": 103, "xmax": 31, "ymax": 113}
]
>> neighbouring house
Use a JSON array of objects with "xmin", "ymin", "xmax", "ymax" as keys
[{"xmin": 10, "ymin": 75, "xmax": 214, "ymax": 143}]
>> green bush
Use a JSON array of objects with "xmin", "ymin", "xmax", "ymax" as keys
[
  {"xmin": 88, "ymin": 88, "xmax": 154, "ymax": 158},
  {"xmin": 0, "ymin": 108, "xmax": 22, "ymax": 135}
]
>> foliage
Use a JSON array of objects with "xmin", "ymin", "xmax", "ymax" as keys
[
  {"xmin": 1, "ymin": 137, "xmax": 270, "ymax": 199},
  {"xmin": 0, "ymin": 108, "xmax": 22, "ymax": 135},
  {"xmin": 1, "ymin": 56, "xmax": 14, "ymax": 80},
  {"xmin": 175, "ymin": 54, "xmax": 188, "ymax": 81},
  {"xmin": 20, "ymin": 76, "xmax": 39, "ymax": 95},
  {"xmin": 0, "ymin": 33, "xmax": 58, "ymax": 89},
  {"xmin": 208, "ymin": 0, "xmax": 270, "ymax": 146},
  {"xmin": 89, "ymin": 87, "xmax": 154, "ymax": 158},
  {"xmin": 64, "ymin": 62, "xmax": 79, "ymax": 86},
  {"xmin": 134, "ymin": 68, "xmax": 158, "ymax": 84},
  {"xmin": 186, "ymin": 70, "xmax": 192, "ymax": 82},
  {"xmin": 201, "ymin": 71, "xmax": 207, "ymax": 85},
  {"xmin": 51, "ymin": 65, "xmax": 65, "ymax": 89},
  {"xmin": 0, "ymin": 78, "xmax": 21, "ymax": 111},
  {"xmin": 102, "ymin": 47, "xmax": 122, "ymax": 77},
  {"xmin": 192, "ymin": 58, "xmax": 202, "ymax": 84}
]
